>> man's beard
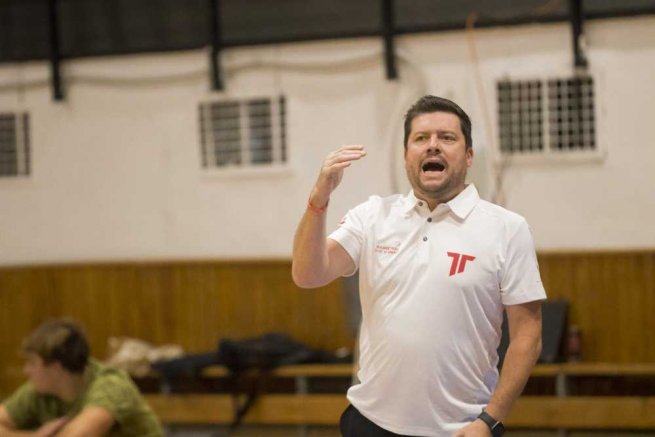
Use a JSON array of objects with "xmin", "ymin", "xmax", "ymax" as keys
[{"xmin": 407, "ymin": 167, "xmax": 465, "ymax": 203}]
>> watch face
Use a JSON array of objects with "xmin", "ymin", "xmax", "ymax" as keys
[
  {"xmin": 478, "ymin": 411, "xmax": 505, "ymax": 436},
  {"xmin": 492, "ymin": 423, "xmax": 505, "ymax": 437}
]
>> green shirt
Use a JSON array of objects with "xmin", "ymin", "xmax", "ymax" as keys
[{"xmin": 3, "ymin": 359, "xmax": 162, "ymax": 437}]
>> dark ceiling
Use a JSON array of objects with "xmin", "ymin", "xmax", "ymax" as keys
[{"xmin": 1, "ymin": 0, "xmax": 654, "ymax": 63}]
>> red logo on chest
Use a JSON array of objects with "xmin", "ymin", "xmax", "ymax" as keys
[
  {"xmin": 375, "ymin": 241, "xmax": 401, "ymax": 255},
  {"xmin": 447, "ymin": 252, "xmax": 476, "ymax": 276}
]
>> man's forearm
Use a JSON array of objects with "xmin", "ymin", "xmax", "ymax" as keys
[
  {"xmin": 291, "ymin": 206, "xmax": 331, "ymax": 288},
  {"xmin": 292, "ymin": 145, "xmax": 365, "ymax": 288},
  {"xmin": 485, "ymin": 334, "xmax": 542, "ymax": 421}
]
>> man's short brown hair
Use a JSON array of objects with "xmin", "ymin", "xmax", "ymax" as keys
[
  {"xmin": 403, "ymin": 95, "xmax": 473, "ymax": 149},
  {"xmin": 22, "ymin": 319, "xmax": 89, "ymax": 373}
]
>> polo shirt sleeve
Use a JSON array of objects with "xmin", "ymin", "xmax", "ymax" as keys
[
  {"xmin": 499, "ymin": 219, "xmax": 547, "ymax": 305},
  {"xmin": 3, "ymin": 383, "xmax": 40, "ymax": 429},
  {"xmin": 328, "ymin": 200, "xmax": 370, "ymax": 276},
  {"xmin": 83, "ymin": 373, "xmax": 139, "ymax": 425}
]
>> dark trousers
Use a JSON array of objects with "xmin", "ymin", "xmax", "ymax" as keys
[{"xmin": 339, "ymin": 404, "xmax": 417, "ymax": 437}]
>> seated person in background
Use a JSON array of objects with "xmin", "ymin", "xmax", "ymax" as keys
[{"xmin": 0, "ymin": 319, "xmax": 163, "ymax": 437}]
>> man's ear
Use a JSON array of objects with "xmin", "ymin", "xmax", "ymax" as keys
[{"xmin": 466, "ymin": 146, "xmax": 474, "ymax": 167}]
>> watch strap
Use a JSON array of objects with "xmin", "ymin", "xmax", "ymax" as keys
[{"xmin": 477, "ymin": 411, "xmax": 505, "ymax": 436}]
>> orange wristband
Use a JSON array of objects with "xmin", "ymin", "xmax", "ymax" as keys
[{"xmin": 307, "ymin": 198, "xmax": 329, "ymax": 214}]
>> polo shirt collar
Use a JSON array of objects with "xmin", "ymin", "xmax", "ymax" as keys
[
  {"xmin": 399, "ymin": 190, "xmax": 422, "ymax": 215},
  {"xmin": 400, "ymin": 184, "xmax": 480, "ymax": 218},
  {"xmin": 447, "ymin": 184, "xmax": 480, "ymax": 219}
]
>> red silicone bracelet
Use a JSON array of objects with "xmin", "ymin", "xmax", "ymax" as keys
[{"xmin": 307, "ymin": 198, "xmax": 329, "ymax": 214}]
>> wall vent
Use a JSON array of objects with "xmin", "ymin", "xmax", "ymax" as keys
[
  {"xmin": 497, "ymin": 75, "xmax": 596, "ymax": 156},
  {"xmin": 199, "ymin": 96, "xmax": 286, "ymax": 169},
  {"xmin": 0, "ymin": 112, "xmax": 30, "ymax": 178}
]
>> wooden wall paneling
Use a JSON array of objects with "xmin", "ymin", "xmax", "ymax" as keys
[
  {"xmin": 537, "ymin": 252, "xmax": 655, "ymax": 363},
  {"xmin": 1, "ymin": 261, "xmax": 356, "ymax": 395},
  {"xmin": 0, "ymin": 268, "xmax": 60, "ymax": 393},
  {"xmin": 168, "ymin": 264, "xmax": 216, "ymax": 351},
  {"xmin": 3, "ymin": 252, "xmax": 654, "ymax": 395},
  {"xmin": 618, "ymin": 253, "xmax": 655, "ymax": 362},
  {"xmin": 642, "ymin": 253, "xmax": 655, "ymax": 359},
  {"xmin": 574, "ymin": 254, "xmax": 617, "ymax": 362}
]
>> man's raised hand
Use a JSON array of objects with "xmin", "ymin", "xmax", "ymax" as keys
[{"xmin": 310, "ymin": 145, "xmax": 366, "ymax": 208}]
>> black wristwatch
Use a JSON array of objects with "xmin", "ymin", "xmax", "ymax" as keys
[{"xmin": 476, "ymin": 410, "xmax": 505, "ymax": 437}]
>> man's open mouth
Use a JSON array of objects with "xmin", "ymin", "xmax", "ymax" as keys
[{"xmin": 422, "ymin": 162, "xmax": 445, "ymax": 172}]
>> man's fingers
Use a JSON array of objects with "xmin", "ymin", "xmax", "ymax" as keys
[
  {"xmin": 313, "ymin": 146, "xmax": 365, "ymax": 197},
  {"xmin": 325, "ymin": 150, "xmax": 366, "ymax": 167},
  {"xmin": 337, "ymin": 144, "xmax": 365, "ymax": 153},
  {"xmin": 325, "ymin": 154, "xmax": 364, "ymax": 168},
  {"xmin": 331, "ymin": 161, "xmax": 352, "ymax": 169},
  {"xmin": 51, "ymin": 417, "xmax": 68, "ymax": 431},
  {"xmin": 38, "ymin": 417, "xmax": 69, "ymax": 437},
  {"xmin": 327, "ymin": 151, "xmax": 366, "ymax": 160},
  {"xmin": 329, "ymin": 146, "xmax": 366, "ymax": 160}
]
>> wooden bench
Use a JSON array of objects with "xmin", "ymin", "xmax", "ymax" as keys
[
  {"xmin": 144, "ymin": 393, "xmax": 347, "ymax": 425},
  {"xmin": 199, "ymin": 363, "xmax": 355, "ymax": 378},
  {"xmin": 144, "ymin": 393, "xmax": 655, "ymax": 429},
  {"xmin": 143, "ymin": 362, "xmax": 655, "ymax": 430},
  {"xmin": 510, "ymin": 396, "xmax": 655, "ymax": 429}
]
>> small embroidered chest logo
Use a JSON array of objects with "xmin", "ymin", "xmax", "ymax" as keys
[
  {"xmin": 447, "ymin": 252, "xmax": 476, "ymax": 276},
  {"xmin": 375, "ymin": 241, "xmax": 401, "ymax": 255}
]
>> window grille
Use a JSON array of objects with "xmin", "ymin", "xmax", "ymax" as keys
[
  {"xmin": 547, "ymin": 76, "xmax": 595, "ymax": 151},
  {"xmin": 199, "ymin": 97, "xmax": 286, "ymax": 169},
  {"xmin": 497, "ymin": 75, "xmax": 595, "ymax": 155},
  {"xmin": 0, "ymin": 112, "xmax": 30, "ymax": 177}
]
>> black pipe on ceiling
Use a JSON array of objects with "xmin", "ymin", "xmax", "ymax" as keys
[
  {"xmin": 569, "ymin": 0, "xmax": 589, "ymax": 70},
  {"xmin": 209, "ymin": 0, "xmax": 224, "ymax": 91},
  {"xmin": 381, "ymin": 0, "xmax": 398, "ymax": 80},
  {"xmin": 47, "ymin": 0, "xmax": 64, "ymax": 101}
]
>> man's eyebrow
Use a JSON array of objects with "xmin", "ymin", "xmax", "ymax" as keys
[{"xmin": 413, "ymin": 129, "xmax": 459, "ymax": 136}]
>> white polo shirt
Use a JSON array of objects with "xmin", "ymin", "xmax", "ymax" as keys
[{"xmin": 328, "ymin": 184, "xmax": 546, "ymax": 437}]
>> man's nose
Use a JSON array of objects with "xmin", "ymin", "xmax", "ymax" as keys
[{"xmin": 426, "ymin": 135, "xmax": 441, "ymax": 153}]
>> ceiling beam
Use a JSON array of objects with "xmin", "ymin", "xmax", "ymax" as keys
[
  {"xmin": 47, "ymin": 0, "xmax": 64, "ymax": 101},
  {"xmin": 381, "ymin": 0, "xmax": 398, "ymax": 80}
]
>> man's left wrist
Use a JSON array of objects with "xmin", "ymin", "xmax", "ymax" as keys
[{"xmin": 476, "ymin": 410, "xmax": 505, "ymax": 437}]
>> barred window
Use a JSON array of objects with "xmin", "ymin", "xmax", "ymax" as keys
[
  {"xmin": 199, "ymin": 97, "xmax": 286, "ymax": 169},
  {"xmin": 498, "ymin": 80, "xmax": 543, "ymax": 153},
  {"xmin": 497, "ymin": 75, "xmax": 595, "ymax": 155},
  {"xmin": 548, "ymin": 76, "xmax": 595, "ymax": 151},
  {"xmin": 0, "ymin": 112, "xmax": 30, "ymax": 177}
]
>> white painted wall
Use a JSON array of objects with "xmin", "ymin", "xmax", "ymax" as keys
[{"xmin": 1, "ymin": 16, "xmax": 654, "ymax": 265}]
